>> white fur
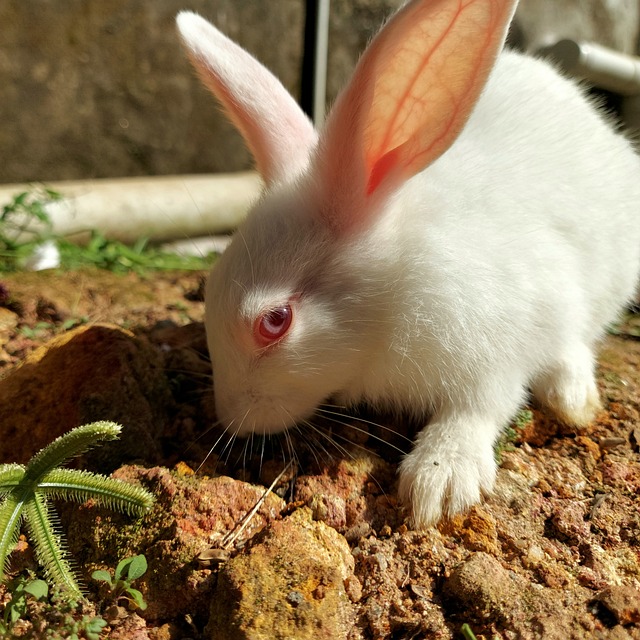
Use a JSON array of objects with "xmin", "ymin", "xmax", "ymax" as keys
[{"xmin": 177, "ymin": 3, "xmax": 640, "ymax": 527}]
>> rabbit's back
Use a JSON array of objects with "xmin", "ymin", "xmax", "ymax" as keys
[{"xmin": 404, "ymin": 50, "xmax": 640, "ymax": 337}]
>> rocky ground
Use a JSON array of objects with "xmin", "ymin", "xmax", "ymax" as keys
[{"xmin": 0, "ymin": 269, "xmax": 638, "ymax": 639}]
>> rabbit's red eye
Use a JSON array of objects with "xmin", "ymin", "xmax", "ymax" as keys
[{"xmin": 255, "ymin": 304, "xmax": 293, "ymax": 346}]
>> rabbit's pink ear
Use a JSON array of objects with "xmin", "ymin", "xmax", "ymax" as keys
[
  {"xmin": 176, "ymin": 12, "xmax": 317, "ymax": 186},
  {"xmin": 317, "ymin": 0, "xmax": 517, "ymax": 234}
]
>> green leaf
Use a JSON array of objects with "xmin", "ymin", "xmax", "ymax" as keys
[
  {"xmin": 125, "ymin": 554, "xmax": 147, "ymax": 581},
  {"xmin": 23, "ymin": 578, "xmax": 49, "ymax": 600},
  {"xmin": 125, "ymin": 587, "xmax": 147, "ymax": 611},
  {"xmin": 114, "ymin": 556, "xmax": 132, "ymax": 583},
  {"xmin": 0, "ymin": 422, "xmax": 155, "ymax": 596},
  {"xmin": 0, "ymin": 464, "xmax": 26, "ymax": 495},
  {"xmin": 23, "ymin": 493, "xmax": 81, "ymax": 595},
  {"xmin": 23, "ymin": 421, "xmax": 122, "ymax": 482},
  {"xmin": 0, "ymin": 494, "xmax": 25, "ymax": 580},
  {"xmin": 9, "ymin": 593, "xmax": 26, "ymax": 622},
  {"xmin": 461, "ymin": 624, "xmax": 478, "ymax": 640},
  {"xmin": 91, "ymin": 569, "xmax": 113, "ymax": 586},
  {"xmin": 11, "ymin": 192, "xmax": 28, "ymax": 207}
]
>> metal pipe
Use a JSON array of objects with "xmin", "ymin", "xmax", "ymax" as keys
[
  {"xmin": 538, "ymin": 39, "xmax": 640, "ymax": 96},
  {"xmin": 312, "ymin": 0, "xmax": 331, "ymax": 127},
  {"xmin": 301, "ymin": 0, "xmax": 331, "ymax": 127}
]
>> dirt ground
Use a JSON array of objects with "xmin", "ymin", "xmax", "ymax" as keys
[{"xmin": 0, "ymin": 268, "xmax": 638, "ymax": 639}]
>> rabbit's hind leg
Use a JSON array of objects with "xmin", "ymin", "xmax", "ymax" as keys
[{"xmin": 531, "ymin": 343, "xmax": 602, "ymax": 427}]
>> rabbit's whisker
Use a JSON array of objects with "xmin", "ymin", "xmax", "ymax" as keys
[{"xmin": 317, "ymin": 405, "xmax": 414, "ymax": 447}]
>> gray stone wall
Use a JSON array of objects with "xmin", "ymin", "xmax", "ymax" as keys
[
  {"xmin": 1, "ymin": 0, "xmax": 639, "ymax": 184},
  {"xmin": 0, "ymin": 0, "xmax": 305, "ymax": 182}
]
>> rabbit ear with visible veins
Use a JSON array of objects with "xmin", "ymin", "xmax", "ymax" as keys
[
  {"xmin": 316, "ymin": 0, "xmax": 518, "ymax": 235},
  {"xmin": 176, "ymin": 11, "xmax": 317, "ymax": 186}
]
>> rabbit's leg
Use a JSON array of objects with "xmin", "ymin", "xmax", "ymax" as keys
[
  {"xmin": 397, "ymin": 379, "xmax": 525, "ymax": 527},
  {"xmin": 531, "ymin": 343, "xmax": 602, "ymax": 427}
]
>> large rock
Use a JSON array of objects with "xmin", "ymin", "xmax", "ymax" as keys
[
  {"xmin": 0, "ymin": 323, "xmax": 170, "ymax": 467},
  {"xmin": 206, "ymin": 508, "xmax": 356, "ymax": 640},
  {"xmin": 64, "ymin": 467, "xmax": 287, "ymax": 624}
]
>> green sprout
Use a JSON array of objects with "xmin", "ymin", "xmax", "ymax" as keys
[
  {"xmin": 495, "ymin": 408, "xmax": 533, "ymax": 462},
  {"xmin": 461, "ymin": 624, "xmax": 478, "ymax": 640},
  {"xmin": 92, "ymin": 554, "xmax": 148, "ymax": 611},
  {"xmin": 0, "ymin": 421, "xmax": 155, "ymax": 596},
  {"xmin": 0, "ymin": 575, "xmax": 49, "ymax": 634},
  {"xmin": 0, "ymin": 573, "xmax": 109, "ymax": 638}
]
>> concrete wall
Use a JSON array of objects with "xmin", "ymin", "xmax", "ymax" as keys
[{"xmin": 1, "ymin": 0, "xmax": 639, "ymax": 184}]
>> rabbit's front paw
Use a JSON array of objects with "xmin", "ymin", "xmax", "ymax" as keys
[{"xmin": 397, "ymin": 425, "xmax": 497, "ymax": 528}]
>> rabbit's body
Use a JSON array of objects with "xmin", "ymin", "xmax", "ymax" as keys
[
  {"xmin": 373, "ymin": 49, "xmax": 640, "ymax": 417},
  {"xmin": 178, "ymin": 1, "xmax": 640, "ymax": 526}
]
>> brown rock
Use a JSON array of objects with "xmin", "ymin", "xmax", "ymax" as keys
[
  {"xmin": 595, "ymin": 585, "xmax": 640, "ymax": 626},
  {"xmin": 545, "ymin": 500, "xmax": 590, "ymax": 545},
  {"xmin": 444, "ymin": 506, "xmax": 501, "ymax": 555},
  {"xmin": 104, "ymin": 612, "xmax": 149, "ymax": 640},
  {"xmin": 0, "ymin": 307, "xmax": 18, "ymax": 349},
  {"xmin": 206, "ymin": 508, "xmax": 355, "ymax": 640},
  {"xmin": 443, "ymin": 552, "xmax": 524, "ymax": 624},
  {"xmin": 0, "ymin": 323, "xmax": 170, "ymax": 467},
  {"xmin": 293, "ymin": 452, "xmax": 398, "ymax": 533}
]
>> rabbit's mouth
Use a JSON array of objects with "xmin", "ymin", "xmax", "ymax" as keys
[{"xmin": 214, "ymin": 389, "xmax": 320, "ymax": 438}]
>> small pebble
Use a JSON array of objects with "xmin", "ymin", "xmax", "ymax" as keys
[{"xmin": 599, "ymin": 437, "xmax": 626, "ymax": 450}]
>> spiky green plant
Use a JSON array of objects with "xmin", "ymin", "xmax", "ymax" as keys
[{"xmin": 0, "ymin": 421, "xmax": 155, "ymax": 595}]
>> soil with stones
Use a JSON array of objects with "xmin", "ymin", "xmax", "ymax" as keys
[{"xmin": 0, "ymin": 269, "xmax": 638, "ymax": 640}]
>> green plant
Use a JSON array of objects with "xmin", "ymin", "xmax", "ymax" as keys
[
  {"xmin": 57, "ymin": 230, "xmax": 215, "ymax": 273},
  {"xmin": 0, "ymin": 575, "xmax": 48, "ymax": 634},
  {"xmin": 513, "ymin": 408, "xmax": 534, "ymax": 430},
  {"xmin": 0, "ymin": 576, "xmax": 109, "ymax": 639},
  {"xmin": 66, "ymin": 614, "xmax": 108, "ymax": 640},
  {"xmin": 495, "ymin": 408, "xmax": 533, "ymax": 462},
  {"xmin": 0, "ymin": 421, "xmax": 155, "ymax": 596},
  {"xmin": 17, "ymin": 317, "xmax": 89, "ymax": 341},
  {"xmin": 0, "ymin": 187, "xmax": 59, "ymax": 271},
  {"xmin": 17, "ymin": 321, "xmax": 56, "ymax": 340},
  {"xmin": 92, "ymin": 554, "xmax": 148, "ymax": 611},
  {"xmin": 0, "ymin": 188, "xmax": 56, "ymax": 248}
]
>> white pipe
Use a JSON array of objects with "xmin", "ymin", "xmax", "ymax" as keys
[
  {"xmin": 160, "ymin": 235, "xmax": 233, "ymax": 257},
  {"xmin": 0, "ymin": 172, "xmax": 262, "ymax": 244}
]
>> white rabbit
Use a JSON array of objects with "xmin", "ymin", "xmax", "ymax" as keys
[{"xmin": 176, "ymin": 0, "xmax": 640, "ymax": 527}]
